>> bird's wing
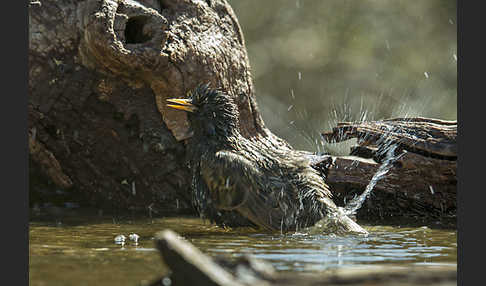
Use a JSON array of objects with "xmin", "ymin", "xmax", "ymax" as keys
[
  {"xmin": 200, "ymin": 150, "xmax": 260, "ymax": 211},
  {"xmin": 200, "ymin": 150, "xmax": 293, "ymax": 230},
  {"xmin": 190, "ymin": 163, "xmax": 254, "ymax": 228}
]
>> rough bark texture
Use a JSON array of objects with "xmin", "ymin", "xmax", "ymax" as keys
[
  {"xmin": 29, "ymin": 0, "xmax": 287, "ymax": 214},
  {"xmin": 319, "ymin": 117, "xmax": 457, "ymax": 226}
]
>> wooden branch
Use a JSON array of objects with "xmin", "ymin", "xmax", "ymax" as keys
[
  {"xmin": 322, "ymin": 117, "xmax": 457, "ymax": 159},
  {"xmin": 28, "ymin": 129, "xmax": 73, "ymax": 189},
  {"xmin": 152, "ymin": 229, "xmax": 457, "ymax": 286}
]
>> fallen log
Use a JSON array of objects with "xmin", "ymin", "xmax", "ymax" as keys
[
  {"xmin": 316, "ymin": 117, "xmax": 457, "ymax": 226},
  {"xmin": 151, "ymin": 229, "xmax": 457, "ymax": 286},
  {"xmin": 322, "ymin": 117, "xmax": 457, "ymax": 159}
]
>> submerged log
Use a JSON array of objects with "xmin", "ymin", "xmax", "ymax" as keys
[
  {"xmin": 317, "ymin": 117, "xmax": 457, "ymax": 226},
  {"xmin": 151, "ymin": 229, "xmax": 457, "ymax": 286}
]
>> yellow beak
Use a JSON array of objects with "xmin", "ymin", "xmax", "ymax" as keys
[{"xmin": 166, "ymin": 98, "xmax": 197, "ymax": 112}]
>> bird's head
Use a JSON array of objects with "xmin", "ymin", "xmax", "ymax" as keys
[{"xmin": 167, "ymin": 83, "xmax": 240, "ymax": 141}]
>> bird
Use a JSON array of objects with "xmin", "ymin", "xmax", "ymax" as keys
[{"xmin": 167, "ymin": 84, "xmax": 367, "ymax": 234}]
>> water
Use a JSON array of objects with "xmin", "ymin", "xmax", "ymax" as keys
[
  {"xmin": 344, "ymin": 143, "xmax": 403, "ymax": 216},
  {"xmin": 29, "ymin": 215, "xmax": 457, "ymax": 286}
]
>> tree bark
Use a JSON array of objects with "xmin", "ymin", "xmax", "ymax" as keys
[
  {"xmin": 318, "ymin": 117, "xmax": 456, "ymax": 226},
  {"xmin": 29, "ymin": 0, "xmax": 287, "ymax": 214}
]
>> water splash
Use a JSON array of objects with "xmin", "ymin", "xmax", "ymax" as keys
[{"xmin": 343, "ymin": 140, "xmax": 404, "ymax": 216}]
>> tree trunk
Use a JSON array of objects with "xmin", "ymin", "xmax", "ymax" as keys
[{"xmin": 29, "ymin": 0, "xmax": 287, "ymax": 214}]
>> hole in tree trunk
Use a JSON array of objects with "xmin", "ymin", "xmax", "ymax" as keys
[{"xmin": 125, "ymin": 16, "xmax": 153, "ymax": 44}]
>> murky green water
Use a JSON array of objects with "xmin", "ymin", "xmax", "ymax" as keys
[{"xmin": 29, "ymin": 214, "xmax": 456, "ymax": 286}]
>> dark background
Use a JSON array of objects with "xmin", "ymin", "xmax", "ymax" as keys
[{"xmin": 228, "ymin": 0, "xmax": 457, "ymax": 154}]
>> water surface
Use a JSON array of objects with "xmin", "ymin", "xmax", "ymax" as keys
[{"xmin": 29, "ymin": 215, "xmax": 456, "ymax": 286}]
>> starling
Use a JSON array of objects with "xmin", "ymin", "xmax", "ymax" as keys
[{"xmin": 167, "ymin": 84, "xmax": 367, "ymax": 234}]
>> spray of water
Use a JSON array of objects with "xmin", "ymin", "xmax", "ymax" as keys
[{"xmin": 343, "ymin": 136, "xmax": 405, "ymax": 216}]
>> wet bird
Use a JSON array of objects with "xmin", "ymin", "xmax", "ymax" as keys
[{"xmin": 167, "ymin": 84, "xmax": 366, "ymax": 234}]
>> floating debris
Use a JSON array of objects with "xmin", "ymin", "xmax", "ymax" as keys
[
  {"xmin": 129, "ymin": 233, "xmax": 140, "ymax": 244},
  {"xmin": 114, "ymin": 234, "xmax": 126, "ymax": 245}
]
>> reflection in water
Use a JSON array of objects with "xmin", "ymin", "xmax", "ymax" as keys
[{"xmin": 29, "ymin": 216, "xmax": 456, "ymax": 286}]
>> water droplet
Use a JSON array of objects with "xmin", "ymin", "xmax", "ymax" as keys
[
  {"xmin": 162, "ymin": 277, "xmax": 172, "ymax": 286},
  {"xmin": 385, "ymin": 39, "xmax": 390, "ymax": 51}
]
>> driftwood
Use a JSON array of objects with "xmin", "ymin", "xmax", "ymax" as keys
[
  {"xmin": 151, "ymin": 229, "xmax": 457, "ymax": 286},
  {"xmin": 29, "ymin": 0, "xmax": 456, "ymax": 226},
  {"xmin": 318, "ymin": 117, "xmax": 456, "ymax": 226}
]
